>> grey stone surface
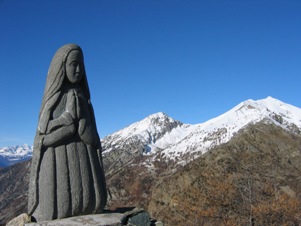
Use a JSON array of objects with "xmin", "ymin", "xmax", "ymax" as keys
[
  {"xmin": 25, "ymin": 213, "xmax": 123, "ymax": 226},
  {"xmin": 28, "ymin": 44, "xmax": 107, "ymax": 222},
  {"xmin": 23, "ymin": 208, "xmax": 160, "ymax": 226},
  {"xmin": 127, "ymin": 210, "xmax": 151, "ymax": 226}
]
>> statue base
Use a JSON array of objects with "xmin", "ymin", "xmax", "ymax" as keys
[{"xmin": 6, "ymin": 207, "xmax": 163, "ymax": 226}]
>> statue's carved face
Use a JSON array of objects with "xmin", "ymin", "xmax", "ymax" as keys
[{"xmin": 66, "ymin": 50, "xmax": 84, "ymax": 84}]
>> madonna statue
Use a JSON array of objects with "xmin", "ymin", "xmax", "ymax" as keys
[{"xmin": 28, "ymin": 44, "xmax": 107, "ymax": 222}]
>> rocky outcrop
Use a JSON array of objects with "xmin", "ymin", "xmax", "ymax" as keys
[{"xmin": 6, "ymin": 213, "xmax": 31, "ymax": 226}]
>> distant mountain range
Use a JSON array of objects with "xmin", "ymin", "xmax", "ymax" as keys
[
  {"xmin": 0, "ymin": 144, "xmax": 32, "ymax": 168},
  {"xmin": 1, "ymin": 96, "xmax": 301, "ymax": 225}
]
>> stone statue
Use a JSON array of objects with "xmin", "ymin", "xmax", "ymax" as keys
[{"xmin": 28, "ymin": 44, "xmax": 107, "ymax": 222}]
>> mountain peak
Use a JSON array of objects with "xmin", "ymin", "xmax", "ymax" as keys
[
  {"xmin": 102, "ymin": 112, "xmax": 183, "ymax": 152},
  {"xmin": 104, "ymin": 112, "xmax": 183, "ymax": 139},
  {"xmin": 143, "ymin": 112, "xmax": 182, "ymax": 129},
  {"xmin": 147, "ymin": 112, "xmax": 168, "ymax": 119}
]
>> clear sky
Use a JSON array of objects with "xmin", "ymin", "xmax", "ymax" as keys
[{"xmin": 0, "ymin": 0, "xmax": 300, "ymax": 147}]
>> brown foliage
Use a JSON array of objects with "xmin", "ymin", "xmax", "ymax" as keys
[
  {"xmin": 252, "ymin": 191, "xmax": 301, "ymax": 225},
  {"xmin": 148, "ymin": 123, "xmax": 301, "ymax": 225}
]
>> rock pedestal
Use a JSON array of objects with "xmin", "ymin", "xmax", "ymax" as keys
[
  {"xmin": 6, "ymin": 213, "xmax": 31, "ymax": 226},
  {"xmin": 6, "ymin": 208, "xmax": 163, "ymax": 226}
]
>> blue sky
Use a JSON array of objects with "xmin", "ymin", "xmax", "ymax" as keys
[{"xmin": 0, "ymin": 0, "xmax": 300, "ymax": 147}]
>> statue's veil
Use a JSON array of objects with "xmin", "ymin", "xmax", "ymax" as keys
[{"xmin": 39, "ymin": 44, "xmax": 90, "ymax": 126}]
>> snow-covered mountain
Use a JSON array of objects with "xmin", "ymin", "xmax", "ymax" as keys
[
  {"xmin": 0, "ymin": 144, "xmax": 33, "ymax": 167},
  {"xmin": 102, "ymin": 96, "xmax": 301, "ymax": 166},
  {"xmin": 102, "ymin": 112, "xmax": 183, "ymax": 154}
]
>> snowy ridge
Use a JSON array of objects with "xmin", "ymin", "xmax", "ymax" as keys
[
  {"xmin": 157, "ymin": 97, "xmax": 301, "ymax": 163},
  {"xmin": 102, "ymin": 97, "xmax": 301, "ymax": 165},
  {"xmin": 0, "ymin": 144, "xmax": 33, "ymax": 167}
]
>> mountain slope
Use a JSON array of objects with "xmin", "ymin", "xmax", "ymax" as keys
[
  {"xmin": 101, "ymin": 112, "xmax": 183, "ymax": 175},
  {"xmin": 148, "ymin": 122, "xmax": 301, "ymax": 225},
  {"xmin": 0, "ymin": 160, "xmax": 30, "ymax": 225}
]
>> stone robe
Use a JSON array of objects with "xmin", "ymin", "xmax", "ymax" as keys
[{"xmin": 29, "ymin": 87, "xmax": 106, "ymax": 222}]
